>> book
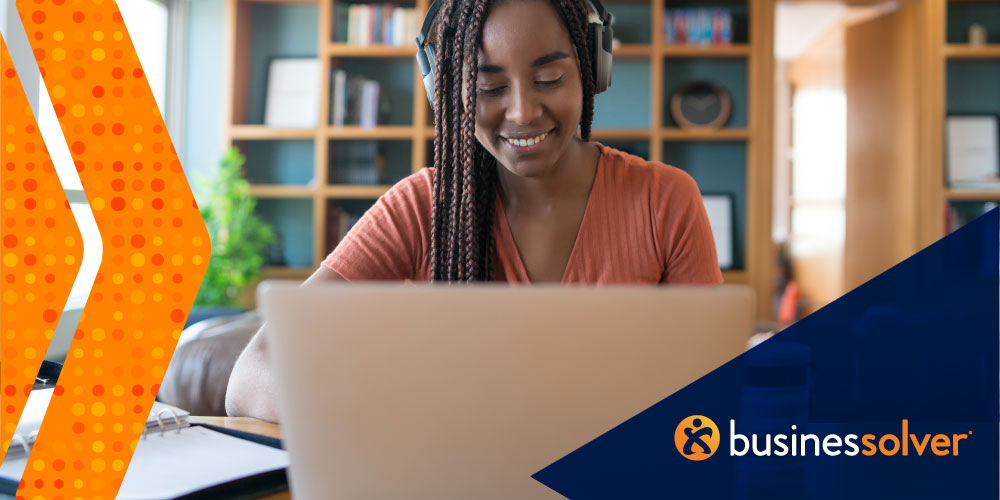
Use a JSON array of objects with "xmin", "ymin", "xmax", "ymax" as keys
[
  {"xmin": 331, "ymin": 69, "xmax": 347, "ymax": 127},
  {"xmin": 360, "ymin": 80, "xmax": 380, "ymax": 128},
  {"xmin": 333, "ymin": 74, "xmax": 384, "ymax": 128},
  {"xmin": 0, "ymin": 389, "xmax": 289, "ymax": 500},
  {"xmin": 330, "ymin": 141, "xmax": 380, "ymax": 185},
  {"xmin": 340, "ymin": 4, "xmax": 418, "ymax": 47},
  {"xmin": 334, "ymin": 3, "xmax": 350, "ymax": 43},
  {"xmin": 263, "ymin": 58, "xmax": 322, "ymax": 129},
  {"xmin": 946, "ymin": 116, "xmax": 999, "ymax": 186},
  {"xmin": 664, "ymin": 8, "xmax": 733, "ymax": 46}
]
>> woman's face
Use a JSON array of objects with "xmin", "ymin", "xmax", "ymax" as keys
[{"xmin": 472, "ymin": 0, "xmax": 583, "ymax": 178}]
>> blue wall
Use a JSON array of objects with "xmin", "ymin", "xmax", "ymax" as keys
[{"xmin": 182, "ymin": 0, "xmax": 226, "ymax": 179}]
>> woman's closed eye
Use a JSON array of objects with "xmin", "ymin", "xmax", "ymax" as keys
[
  {"xmin": 477, "ymin": 76, "xmax": 565, "ymax": 96},
  {"xmin": 537, "ymin": 75, "xmax": 564, "ymax": 87}
]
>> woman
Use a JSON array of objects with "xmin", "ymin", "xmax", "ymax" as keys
[{"xmin": 227, "ymin": 0, "xmax": 721, "ymax": 420}]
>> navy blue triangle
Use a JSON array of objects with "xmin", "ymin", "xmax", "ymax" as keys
[{"xmin": 533, "ymin": 209, "xmax": 999, "ymax": 499}]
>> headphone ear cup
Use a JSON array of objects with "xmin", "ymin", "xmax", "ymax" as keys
[
  {"xmin": 421, "ymin": 45, "xmax": 437, "ymax": 110},
  {"xmin": 598, "ymin": 24, "xmax": 612, "ymax": 93},
  {"xmin": 588, "ymin": 21, "xmax": 612, "ymax": 94}
]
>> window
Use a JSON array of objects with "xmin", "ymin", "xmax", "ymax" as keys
[{"xmin": 118, "ymin": 0, "xmax": 170, "ymax": 111}]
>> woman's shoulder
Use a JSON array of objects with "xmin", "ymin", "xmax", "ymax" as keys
[
  {"xmin": 596, "ymin": 143, "xmax": 700, "ymax": 201},
  {"xmin": 386, "ymin": 167, "xmax": 435, "ymax": 198},
  {"xmin": 377, "ymin": 168, "xmax": 436, "ymax": 210}
]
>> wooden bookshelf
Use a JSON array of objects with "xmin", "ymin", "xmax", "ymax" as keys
[
  {"xmin": 722, "ymin": 270, "xmax": 748, "ymax": 284},
  {"xmin": 661, "ymin": 128, "xmax": 751, "ymax": 141},
  {"xmin": 943, "ymin": 44, "xmax": 1000, "ymax": 58},
  {"xmin": 946, "ymin": 189, "xmax": 1000, "ymax": 202},
  {"xmin": 325, "ymin": 185, "xmax": 392, "ymax": 198},
  {"xmin": 225, "ymin": 0, "xmax": 774, "ymax": 317},
  {"xmin": 591, "ymin": 129, "xmax": 651, "ymax": 140},
  {"xmin": 615, "ymin": 44, "xmax": 654, "ymax": 57},
  {"xmin": 230, "ymin": 125, "xmax": 316, "ymax": 140},
  {"xmin": 326, "ymin": 44, "xmax": 416, "ymax": 58},
  {"xmin": 917, "ymin": 0, "xmax": 1000, "ymax": 244},
  {"xmin": 249, "ymin": 185, "xmax": 315, "ymax": 198},
  {"xmin": 661, "ymin": 44, "xmax": 752, "ymax": 58},
  {"xmin": 241, "ymin": 0, "xmax": 317, "ymax": 4},
  {"xmin": 261, "ymin": 266, "xmax": 315, "ymax": 279},
  {"xmin": 326, "ymin": 125, "xmax": 416, "ymax": 139}
]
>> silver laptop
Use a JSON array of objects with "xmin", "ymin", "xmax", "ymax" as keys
[{"xmin": 258, "ymin": 283, "xmax": 753, "ymax": 499}]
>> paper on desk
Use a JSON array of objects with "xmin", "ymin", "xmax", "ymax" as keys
[{"xmin": 0, "ymin": 426, "xmax": 288, "ymax": 500}]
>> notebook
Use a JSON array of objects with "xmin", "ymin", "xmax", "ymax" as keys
[{"xmin": 0, "ymin": 389, "xmax": 290, "ymax": 500}]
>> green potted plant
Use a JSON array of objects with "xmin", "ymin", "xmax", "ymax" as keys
[{"xmin": 192, "ymin": 147, "xmax": 275, "ymax": 316}]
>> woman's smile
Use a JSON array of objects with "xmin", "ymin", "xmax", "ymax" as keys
[{"xmin": 500, "ymin": 128, "xmax": 555, "ymax": 155}]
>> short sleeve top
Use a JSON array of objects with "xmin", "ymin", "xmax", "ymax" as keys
[{"xmin": 323, "ymin": 142, "xmax": 723, "ymax": 285}]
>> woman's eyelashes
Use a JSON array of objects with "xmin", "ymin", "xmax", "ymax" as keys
[{"xmin": 476, "ymin": 75, "xmax": 565, "ymax": 96}]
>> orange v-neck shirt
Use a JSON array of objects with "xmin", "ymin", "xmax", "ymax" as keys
[{"xmin": 323, "ymin": 143, "xmax": 723, "ymax": 284}]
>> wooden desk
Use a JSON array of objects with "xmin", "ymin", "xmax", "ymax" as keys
[{"xmin": 190, "ymin": 416, "xmax": 291, "ymax": 500}]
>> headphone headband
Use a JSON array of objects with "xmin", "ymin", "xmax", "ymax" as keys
[{"xmin": 415, "ymin": 0, "xmax": 614, "ymax": 109}]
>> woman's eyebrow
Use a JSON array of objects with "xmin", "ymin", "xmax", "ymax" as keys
[{"xmin": 477, "ymin": 51, "xmax": 571, "ymax": 74}]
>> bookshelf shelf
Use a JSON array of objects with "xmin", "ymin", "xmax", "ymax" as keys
[
  {"xmin": 943, "ymin": 44, "xmax": 1000, "ymax": 59},
  {"xmin": 591, "ymin": 129, "xmax": 651, "ymax": 140},
  {"xmin": 261, "ymin": 266, "xmax": 315, "ymax": 279},
  {"xmin": 230, "ymin": 125, "xmax": 317, "ymax": 140},
  {"xmin": 946, "ymin": 189, "xmax": 1000, "ymax": 201},
  {"xmin": 615, "ymin": 44, "xmax": 654, "ymax": 57},
  {"xmin": 327, "ymin": 126, "xmax": 416, "ymax": 139},
  {"xmin": 249, "ymin": 185, "xmax": 316, "ymax": 198},
  {"xmin": 661, "ymin": 44, "xmax": 751, "ymax": 58},
  {"xmin": 327, "ymin": 43, "xmax": 417, "ymax": 58},
  {"xmin": 242, "ymin": 0, "xmax": 316, "ymax": 4},
  {"xmin": 326, "ymin": 185, "xmax": 392, "ymax": 198},
  {"xmin": 721, "ymin": 270, "xmax": 747, "ymax": 284},
  {"xmin": 661, "ymin": 128, "xmax": 750, "ymax": 141}
]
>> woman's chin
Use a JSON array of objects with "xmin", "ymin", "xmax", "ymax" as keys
[{"xmin": 499, "ymin": 158, "xmax": 553, "ymax": 179}]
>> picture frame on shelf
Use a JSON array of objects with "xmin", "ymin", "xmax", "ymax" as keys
[
  {"xmin": 946, "ymin": 114, "xmax": 1000, "ymax": 188},
  {"xmin": 264, "ymin": 57, "xmax": 323, "ymax": 129},
  {"xmin": 701, "ymin": 193, "xmax": 734, "ymax": 270}
]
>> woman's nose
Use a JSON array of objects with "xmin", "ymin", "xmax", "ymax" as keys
[{"xmin": 505, "ymin": 84, "xmax": 542, "ymax": 125}]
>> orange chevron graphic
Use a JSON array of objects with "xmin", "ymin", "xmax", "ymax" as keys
[
  {"xmin": 11, "ymin": 0, "xmax": 211, "ymax": 497},
  {"xmin": 0, "ymin": 37, "xmax": 84, "ymax": 465}
]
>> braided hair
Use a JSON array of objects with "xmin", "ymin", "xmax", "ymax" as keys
[{"xmin": 429, "ymin": 0, "xmax": 597, "ymax": 282}]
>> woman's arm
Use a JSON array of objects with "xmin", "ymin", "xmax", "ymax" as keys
[{"xmin": 225, "ymin": 266, "xmax": 345, "ymax": 422}]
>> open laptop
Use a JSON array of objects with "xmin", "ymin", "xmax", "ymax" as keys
[{"xmin": 258, "ymin": 283, "xmax": 753, "ymax": 499}]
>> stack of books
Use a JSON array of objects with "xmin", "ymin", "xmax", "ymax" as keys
[
  {"xmin": 330, "ymin": 70, "xmax": 389, "ymax": 128},
  {"xmin": 329, "ymin": 141, "xmax": 384, "ymax": 185},
  {"xmin": 664, "ymin": 8, "xmax": 733, "ymax": 46},
  {"xmin": 333, "ymin": 4, "xmax": 419, "ymax": 46}
]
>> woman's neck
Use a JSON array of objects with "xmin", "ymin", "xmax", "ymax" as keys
[{"xmin": 496, "ymin": 138, "xmax": 600, "ymax": 210}]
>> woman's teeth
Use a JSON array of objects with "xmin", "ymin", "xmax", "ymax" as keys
[{"xmin": 504, "ymin": 132, "xmax": 547, "ymax": 147}]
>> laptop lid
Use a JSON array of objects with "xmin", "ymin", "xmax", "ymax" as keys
[{"xmin": 259, "ymin": 284, "xmax": 753, "ymax": 499}]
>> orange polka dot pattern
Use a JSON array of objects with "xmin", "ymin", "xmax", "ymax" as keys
[
  {"xmin": 12, "ymin": 0, "xmax": 211, "ymax": 498},
  {"xmin": 0, "ymin": 36, "xmax": 84, "ymax": 465}
]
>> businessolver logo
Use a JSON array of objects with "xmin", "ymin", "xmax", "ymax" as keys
[{"xmin": 674, "ymin": 415, "xmax": 720, "ymax": 460}]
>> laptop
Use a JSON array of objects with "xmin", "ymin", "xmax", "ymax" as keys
[{"xmin": 258, "ymin": 283, "xmax": 753, "ymax": 499}]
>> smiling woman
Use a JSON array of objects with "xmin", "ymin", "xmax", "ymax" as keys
[
  {"xmin": 228, "ymin": 0, "xmax": 724, "ymax": 419},
  {"xmin": 320, "ymin": 0, "xmax": 723, "ymax": 285}
]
